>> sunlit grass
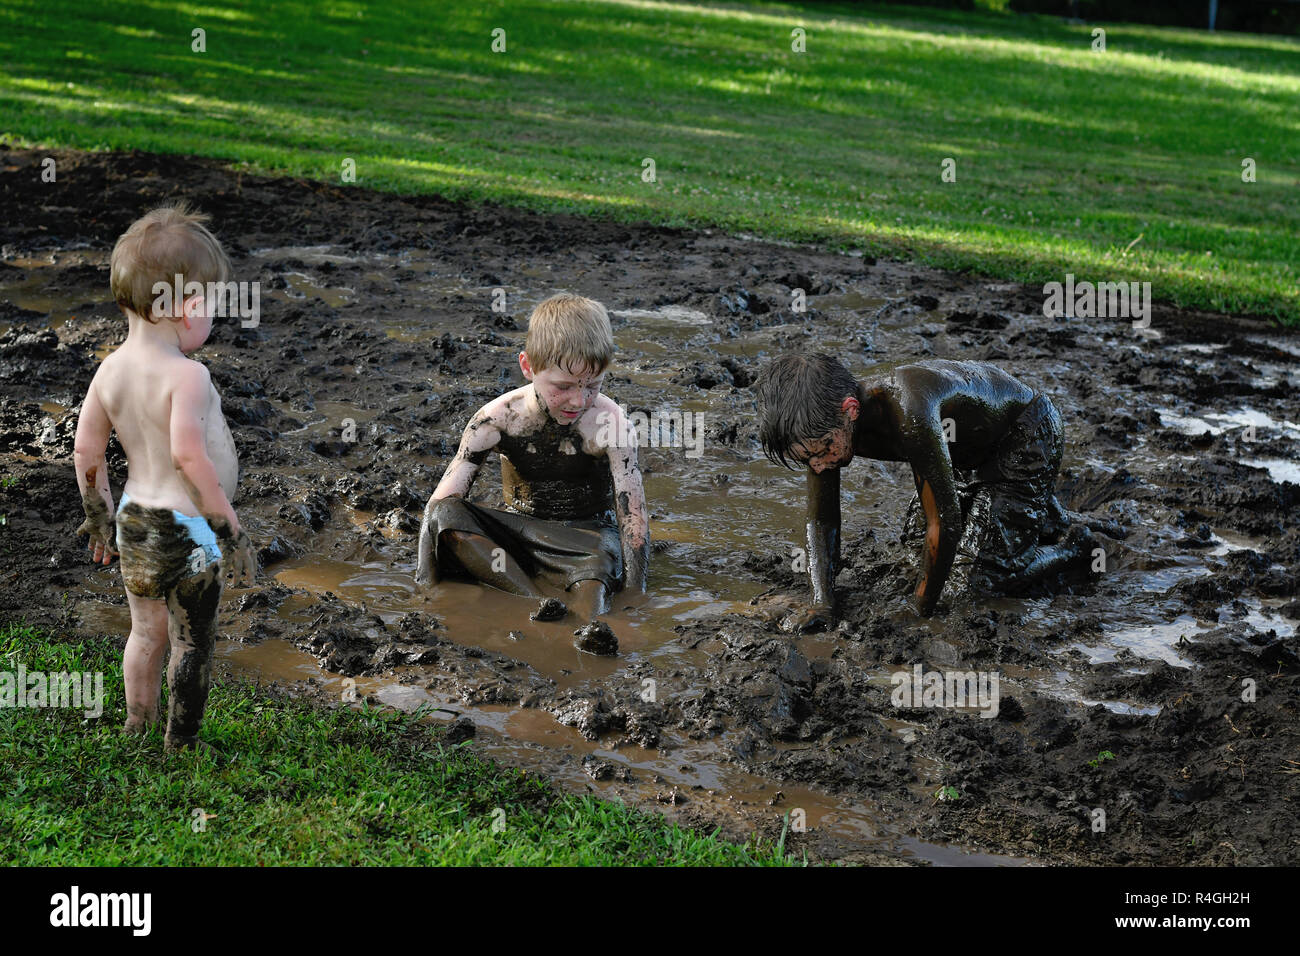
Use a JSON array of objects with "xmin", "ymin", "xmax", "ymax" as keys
[
  {"xmin": 0, "ymin": 0, "xmax": 1295, "ymax": 322},
  {"xmin": 0, "ymin": 622, "xmax": 795, "ymax": 865}
]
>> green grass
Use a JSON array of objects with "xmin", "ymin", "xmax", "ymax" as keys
[
  {"xmin": 1, "ymin": 1, "xmax": 1296, "ymax": 323},
  {"xmin": 0, "ymin": 622, "xmax": 794, "ymax": 865}
]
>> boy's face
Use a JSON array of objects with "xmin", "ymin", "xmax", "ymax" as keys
[
  {"xmin": 788, "ymin": 395, "xmax": 859, "ymax": 473},
  {"xmin": 520, "ymin": 353, "xmax": 607, "ymax": 425},
  {"xmin": 790, "ymin": 426, "xmax": 853, "ymax": 473}
]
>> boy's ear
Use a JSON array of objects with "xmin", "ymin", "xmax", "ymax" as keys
[
  {"xmin": 841, "ymin": 395, "xmax": 860, "ymax": 420},
  {"xmin": 518, "ymin": 351, "xmax": 534, "ymax": 381}
]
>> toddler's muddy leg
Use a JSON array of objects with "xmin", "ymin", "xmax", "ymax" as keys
[
  {"xmin": 163, "ymin": 564, "xmax": 223, "ymax": 750},
  {"xmin": 569, "ymin": 578, "xmax": 610, "ymax": 620},
  {"xmin": 442, "ymin": 529, "xmax": 539, "ymax": 596},
  {"xmin": 123, "ymin": 590, "xmax": 168, "ymax": 734}
]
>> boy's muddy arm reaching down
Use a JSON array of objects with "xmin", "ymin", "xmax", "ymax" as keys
[
  {"xmin": 171, "ymin": 365, "xmax": 255, "ymax": 586},
  {"xmin": 801, "ymin": 465, "xmax": 841, "ymax": 627},
  {"xmin": 73, "ymin": 382, "xmax": 117, "ymax": 565},
  {"xmin": 904, "ymin": 416, "xmax": 963, "ymax": 617},
  {"xmin": 415, "ymin": 409, "xmax": 499, "ymax": 586},
  {"xmin": 607, "ymin": 408, "xmax": 649, "ymax": 593}
]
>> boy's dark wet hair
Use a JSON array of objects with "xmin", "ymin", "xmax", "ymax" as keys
[{"xmin": 757, "ymin": 352, "xmax": 859, "ymax": 469}]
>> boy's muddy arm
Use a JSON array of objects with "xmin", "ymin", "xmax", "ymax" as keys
[
  {"xmin": 171, "ymin": 370, "xmax": 254, "ymax": 585},
  {"xmin": 609, "ymin": 437, "xmax": 649, "ymax": 593},
  {"xmin": 909, "ymin": 433, "xmax": 962, "ymax": 616},
  {"xmin": 416, "ymin": 413, "xmax": 495, "ymax": 585},
  {"xmin": 73, "ymin": 382, "xmax": 116, "ymax": 564},
  {"xmin": 805, "ymin": 466, "xmax": 841, "ymax": 617}
]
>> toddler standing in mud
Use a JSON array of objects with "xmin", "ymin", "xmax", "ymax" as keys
[
  {"xmin": 74, "ymin": 204, "xmax": 255, "ymax": 751},
  {"xmin": 416, "ymin": 293, "xmax": 648, "ymax": 654}
]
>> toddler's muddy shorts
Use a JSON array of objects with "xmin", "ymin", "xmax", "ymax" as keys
[{"xmin": 115, "ymin": 491, "xmax": 224, "ymax": 599}]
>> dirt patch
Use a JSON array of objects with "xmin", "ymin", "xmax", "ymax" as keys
[{"xmin": 2, "ymin": 146, "xmax": 1297, "ymax": 865}]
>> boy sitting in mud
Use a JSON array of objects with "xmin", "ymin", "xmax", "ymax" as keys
[
  {"xmin": 74, "ymin": 204, "xmax": 255, "ymax": 751},
  {"xmin": 757, "ymin": 354, "xmax": 1101, "ymax": 626},
  {"xmin": 415, "ymin": 294, "xmax": 649, "ymax": 654}
]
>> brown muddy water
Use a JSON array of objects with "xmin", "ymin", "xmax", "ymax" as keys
[{"xmin": 1, "ymin": 148, "xmax": 1297, "ymax": 865}]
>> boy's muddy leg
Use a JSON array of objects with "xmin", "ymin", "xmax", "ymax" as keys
[
  {"xmin": 569, "ymin": 578, "xmax": 610, "ymax": 619},
  {"xmin": 441, "ymin": 529, "xmax": 540, "ymax": 596},
  {"xmin": 1048, "ymin": 495, "xmax": 1127, "ymax": 540},
  {"xmin": 163, "ymin": 563, "xmax": 223, "ymax": 750},
  {"xmin": 122, "ymin": 590, "xmax": 168, "ymax": 733},
  {"xmin": 1014, "ymin": 525, "xmax": 1097, "ymax": 587}
]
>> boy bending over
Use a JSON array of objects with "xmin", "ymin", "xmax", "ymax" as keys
[
  {"xmin": 758, "ymin": 354, "xmax": 1100, "ymax": 625},
  {"xmin": 416, "ymin": 294, "xmax": 649, "ymax": 652},
  {"xmin": 74, "ymin": 204, "xmax": 255, "ymax": 750}
]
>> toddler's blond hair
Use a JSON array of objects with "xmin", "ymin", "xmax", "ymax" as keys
[{"xmin": 110, "ymin": 203, "xmax": 231, "ymax": 321}]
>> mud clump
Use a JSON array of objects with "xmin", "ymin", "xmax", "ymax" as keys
[
  {"xmin": 573, "ymin": 620, "xmax": 618, "ymax": 656},
  {"xmin": 530, "ymin": 597, "xmax": 567, "ymax": 622},
  {"xmin": 443, "ymin": 716, "xmax": 476, "ymax": 744},
  {"xmin": 946, "ymin": 309, "xmax": 1010, "ymax": 330},
  {"xmin": 547, "ymin": 690, "xmax": 661, "ymax": 748}
]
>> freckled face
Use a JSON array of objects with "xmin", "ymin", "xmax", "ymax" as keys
[
  {"xmin": 524, "ymin": 358, "xmax": 607, "ymax": 425},
  {"xmin": 790, "ymin": 425, "xmax": 853, "ymax": 473}
]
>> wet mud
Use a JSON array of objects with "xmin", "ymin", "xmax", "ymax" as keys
[
  {"xmin": 1, "ymin": 146, "xmax": 1297, "ymax": 865},
  {"xmin": 573, "ymin": 620, "xmax": 619, "ymax": 656}
]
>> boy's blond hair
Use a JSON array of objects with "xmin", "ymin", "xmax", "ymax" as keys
[
  {"xmin": 525, "ymin": 293, "xmax": 614, "ymax": 374},
  {"xmin": 110, "ymin": 203, "xmax": 231, "ymax": 322}
]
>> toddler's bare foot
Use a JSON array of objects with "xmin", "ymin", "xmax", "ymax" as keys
[
  {"xmin": 573, "ymin": 620, "xmax": 618, "ymax": 656},
  {"xmin": 123, "ymin": 708, "xmax": 157, "ymax": 735},
  {"xmin": 122, "ymin": 719, "xmax": 152, "ymax": 736}
]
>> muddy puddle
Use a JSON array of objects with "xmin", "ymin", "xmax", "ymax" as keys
[
  {"xmin": 1, "ymin": 147, "xmax": 1297, "ymax": 865},
  {"xmin": 215, "ymin": 636, "xmax": 1022, "ymax": 866}
]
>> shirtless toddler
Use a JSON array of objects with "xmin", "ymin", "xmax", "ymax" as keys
[{"xmin": 73, "ymin": 204, "xmax": 255, "ymax": 750}]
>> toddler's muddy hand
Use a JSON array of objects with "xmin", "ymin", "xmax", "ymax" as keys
[
  {"xmin": 75, "ymin": 515, "xmax": 117, "ymax": 565},
  {"xmin": 87, "ymin": 537, "xmax": 118, "ymax": 565},
  {"xmin": 225, "ymin": 529, "xmax": 257, "ymax": 587}
]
